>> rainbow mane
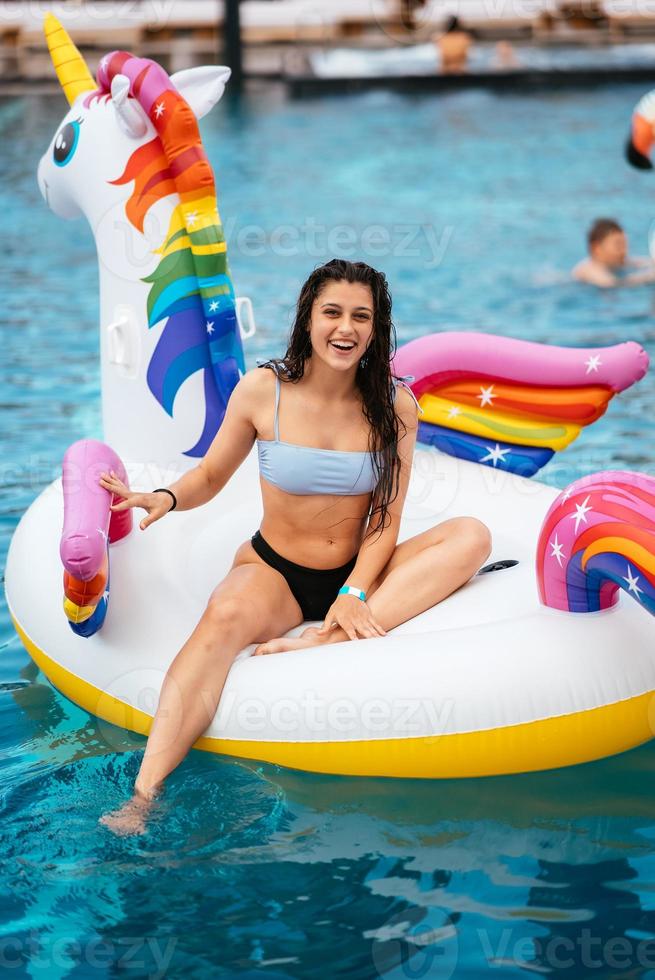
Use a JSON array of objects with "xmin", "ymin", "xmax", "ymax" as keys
[
  {"xmin": 87, "ymin": 52, "xmax": 244, "ymax": 457},
  {"xmin": 393, "ymin": 332, "xmax": 648, "ymax": 477}
]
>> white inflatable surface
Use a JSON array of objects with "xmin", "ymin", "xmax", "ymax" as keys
[{"xmin": 6, "ymin": 447, "xmax": 655, "ymax": 778}]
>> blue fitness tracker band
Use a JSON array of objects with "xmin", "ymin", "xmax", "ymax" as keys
[{"xmin": 338, "ymin": 585, "xmax": 366, "ymax": 601}]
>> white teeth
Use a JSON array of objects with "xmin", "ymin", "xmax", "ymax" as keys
[{"xmin": 330, "ymin": 342, "xmax": 355, "ymax": 350}]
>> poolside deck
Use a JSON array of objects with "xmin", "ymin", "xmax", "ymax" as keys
[
  {"xmin": 285, "ymin": 62, "xmax": 655, "ymax": 97},
  {"xmin": 2, "ymin": 0, "xmax": 655, "ymax": 86}
]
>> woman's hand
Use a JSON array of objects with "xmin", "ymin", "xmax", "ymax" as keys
[
  {"xmin": 98, "ymin": 470, "xmax": 173, "ymax": 531},
  {"xmin": 315, "ymin": 595, "xmax": 387, "ymax": 642}
]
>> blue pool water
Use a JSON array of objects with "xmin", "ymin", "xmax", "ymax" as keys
[{"xmin": 2, "ymin": 83, "xmax": 655, "ymax": 978}]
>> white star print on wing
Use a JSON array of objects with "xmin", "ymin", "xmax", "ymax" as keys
[
  {"xmin": 584, "ymin": 355, "xmax": 602, "ymax": 374},
  {"xmin": 569, "ymin": 495, "xmax": 592, "ymax": 533},
  {"xmin": 480, "ymin": 444, "xmax": 511, "ymax": 467},
  {"xmin": 559, "ymin": 486, "xmax": 574, "ymax": 504},
  {"xmin": 477, "ymin": 385, "xmax": 495, "ymax": 407},
  {"xmin": 447, "ymin": 405, "xmax": 461, "ymax": 419},
  {"xmin": 96, "ymin": 527, "xmax": 108, "ymax": 542},
  {"xmin": 209, "ymin": 301, "xmax": 219, "ymax": 313},
  {"xmin": 154, "ymin": 101, "xmax": 165, "ymax": 119},
  {"xmin": 549, "ymin": 533, "xmax": 565, "ymax": 568},
  {"xmin": 206, "ymin": 321, "xmax": 214, "ymax": 334},
  {"xmin": 623, "ymin": 565, "xmax": 643, "ymax": 597},
  {"xmin": 186, "ymin": 211, "xmax": 199, "ymax": 227}
]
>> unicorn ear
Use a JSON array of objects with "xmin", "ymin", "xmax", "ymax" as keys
[
  {"xmin": 170, "ymin": 65, "xmax": 231, "ymax": 119},
  {"xmin": 111, "ymin": 74, "xmax": 148, "ymax": 138}
]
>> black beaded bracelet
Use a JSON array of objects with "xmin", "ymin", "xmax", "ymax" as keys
[{"xmin": 152, "ymin": 488, "xmax": 177, "ymax": 512}]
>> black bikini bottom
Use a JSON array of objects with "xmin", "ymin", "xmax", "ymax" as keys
[{"xmin": 250, "ymin": 529, "xmax": 358, "ymax": 622}]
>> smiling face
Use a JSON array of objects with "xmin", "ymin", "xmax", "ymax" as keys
[{"xmin": 307, "ymin": 280, "xmax": 375, "ymax": 371}]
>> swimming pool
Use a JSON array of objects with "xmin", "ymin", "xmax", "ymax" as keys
[{"xmin": 2, "ymin": 82, "xmax": 655, "ymax": 977}]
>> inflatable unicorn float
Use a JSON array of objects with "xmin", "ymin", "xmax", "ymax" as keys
[{"xmin": 5, "ymin": 15, "xmax": 655, "ymax": 779}]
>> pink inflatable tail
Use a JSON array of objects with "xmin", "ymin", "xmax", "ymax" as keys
[{"xmin": 61, "ymin": 438, "xmax": 132, "ymax": 580}]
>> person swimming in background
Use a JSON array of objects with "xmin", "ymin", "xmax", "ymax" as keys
[
  {"xmin": 433, "ymin": 15, "xmax": 472, "ymax": 75},
  {"xmin": 494, "ymin": 40, "xmax": 520, "ymax": 70},
  {"xmin": 572, "ymin": 217, "xmax": 655, "ymax": 288},
  {"xmin": 96, "ymin": 258, "xmax": 492, "ymax": 836}
]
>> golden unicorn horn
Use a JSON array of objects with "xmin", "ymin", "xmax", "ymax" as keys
[{"xmin": 44, "ymin": 13, "xmax": 96, "ymax": 106}]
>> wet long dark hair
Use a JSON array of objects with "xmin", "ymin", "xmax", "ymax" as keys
[{"xmin": 259, "ymin": 258, "xmax": 408, "ymax": 541}]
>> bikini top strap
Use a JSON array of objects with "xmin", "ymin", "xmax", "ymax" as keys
[
  {"xmin": 274, "ymin": 373, "xmax": 281, "ymax": 440},
  {"xmin": 256, "ymin": 359, "xmax": 282, "ymax": 440},
  {"xmin": 393, "ymin": 374, "xmax": 425, "ymax": 416}
]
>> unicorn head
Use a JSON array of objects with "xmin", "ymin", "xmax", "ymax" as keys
[
  {"xmin": 626, "ymin": 89, "xmax": 655, "ymax": 171},
  {"xmin": 38, "ymin": 14, "xmax": 246, "ymax": 475}
]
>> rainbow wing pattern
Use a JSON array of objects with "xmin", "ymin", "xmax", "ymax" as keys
[
  {"xmin": 537, "ymin": 471, "xmax": 655, "ymax": 615},
  {"xmin": 392, "ymin": 332, "xmax": 648, "ymax": 477}
]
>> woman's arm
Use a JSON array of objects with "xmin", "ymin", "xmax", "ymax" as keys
[
  {"xmin": 345, "ymin": 385, "xmax": 420, "ymax": 594},
  {"xmin": 165, "ymin": 369, "xmax": 261, "ymax": 511}
]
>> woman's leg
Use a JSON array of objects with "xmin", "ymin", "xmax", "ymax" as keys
[
  {"xmin": 363, "ymin": 516, "xmax": 491, "ymax": 629},
  {"xmin": 254, "ymin": 517, "xmax": 491, "ymax": 654},
  {"xmin": 99, "ymin": 560, "xmax": 303, "ymax": 834}
]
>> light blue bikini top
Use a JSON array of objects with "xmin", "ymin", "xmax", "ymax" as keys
[{"xmin": 255, "ymin": 359, "xmax": 422, "ymax": 496}]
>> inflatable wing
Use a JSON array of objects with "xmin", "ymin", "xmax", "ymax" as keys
[
  {"xmin": 537, "ymin": 470, "xmax": 655, "ymax": 615},
  {"xmin": 393, "ymin": 332, "xmax": 649, "ymax": 477}
]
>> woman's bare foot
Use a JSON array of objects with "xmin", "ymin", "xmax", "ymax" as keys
[
  {"xmin": 99, "ymin": 787, "xmax": 157, "ymax": 837},
  {"xmin": 253, "ymin": 625, "xmax": 335, "ymax": 656}
]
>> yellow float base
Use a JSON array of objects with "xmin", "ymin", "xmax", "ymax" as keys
[{"xmin": 10, "ymin": 611, "xmax": 655, "ymax": 779}]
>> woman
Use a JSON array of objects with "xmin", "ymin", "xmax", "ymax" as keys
[{"xmin": 98, "ymin": 259, "xmax": 491, "ymax": 835}]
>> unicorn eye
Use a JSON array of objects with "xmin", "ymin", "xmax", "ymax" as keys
[{"xmin": 53, "ymin": 119, "xmax": 81, "ymax": 167}]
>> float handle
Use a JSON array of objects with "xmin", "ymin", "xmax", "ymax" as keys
[
  {"xmin": 107, "ymin": 314, "xmax": 129, "ymax": 366},
  {"xmin": 236, "ymin": 296, "xmax": 257, "ymax": 340}
]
